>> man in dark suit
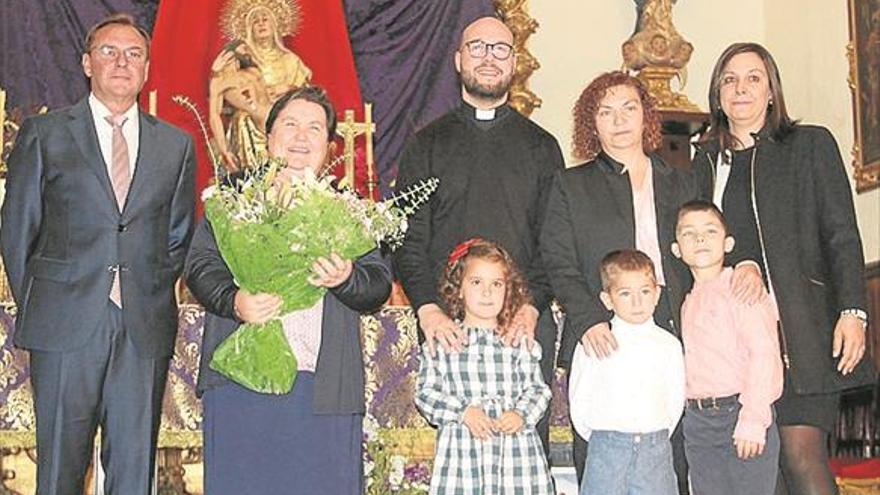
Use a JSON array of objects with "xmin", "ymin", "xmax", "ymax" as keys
[{"xmin": 0, "ymin": 14, "xmax": 195, "ymax": 494}]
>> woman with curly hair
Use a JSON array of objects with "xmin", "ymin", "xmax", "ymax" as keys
[
  {"xmin": 541, "ymin": 71, "xmax": 766, "ymax": 490},
  {"xmin": 415, "ymin": 238, "xmax": 553, "ymax": 494}
]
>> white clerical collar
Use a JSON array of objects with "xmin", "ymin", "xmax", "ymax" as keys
[{"xmin": 475, "ymin": 107, "xmax": 496, "ymax": 120}]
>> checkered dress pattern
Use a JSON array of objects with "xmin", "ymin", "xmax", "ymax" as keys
[{"xmin": 416, "ymin": 326, "xmax": 554, "ymax": 494}]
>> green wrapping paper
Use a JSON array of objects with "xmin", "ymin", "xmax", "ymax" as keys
[
  {"xmin": 204, "ymin": 185, "xmax": 374, "ymax": 395},
  {"xmin": 200, "ymin": 167, "xmax": 437, "ymax": 395},
  {"xmin": 209, "ymin": 320, "xmax": 298, "ymax": 394}
]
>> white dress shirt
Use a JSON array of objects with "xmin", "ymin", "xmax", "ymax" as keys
[
  {"xmin": 89, "ymin": 93, "xmax": 140, "ymax": 179},
  {"xmin": 568, "ymin": 316, "xmax": 685, "ymax": 441}
]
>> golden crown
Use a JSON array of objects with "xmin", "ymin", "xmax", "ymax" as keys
[{"xmin": 220, "ymin": 0, "xmax": 302, "ymax": 40}]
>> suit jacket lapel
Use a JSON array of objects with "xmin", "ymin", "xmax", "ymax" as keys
[
  {"xmin": 67, "ymin": 99, "xmax": 118, "ymax": 210},
  {"xmin": 122, "ymin": 112, "xmax": 159, "ymax": 217}
]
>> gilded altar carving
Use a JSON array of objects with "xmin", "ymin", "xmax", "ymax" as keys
[
  {"xmin": 495, "ymin": 0, "xmax": 542, "ymax": 117},
  {"xmin": 622, "ymin": 0, "xmax": 700, "ymax": 112}
]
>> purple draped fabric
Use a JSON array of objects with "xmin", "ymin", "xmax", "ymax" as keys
[
  {"xmin": 2, "ymin": 0, "xmax": 489, "ymax": 193},
  {"xmin": 0, "ymin": 0, "xmax": 157, "ymax": 111},
  {"xmin": 343, "ymin": 0, "xmax": 495, "ymax": 196}
]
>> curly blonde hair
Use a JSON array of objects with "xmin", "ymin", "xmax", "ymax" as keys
[
  {"xmin": 438, "ymin": 240, "xmax": 532, "ymax": 335},
  {"xmin": 571, "ymin": 71, "xmax": 663, "ymax": 162}
]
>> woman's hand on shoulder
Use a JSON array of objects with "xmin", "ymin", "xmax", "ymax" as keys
[
  {"xmin": 581, "ymin": 321, "xmax": 617, "ymax": 359},
  {"xmin": 308, "ymin": 253, "xmax": 353, "ymax": 289},
  {"xmin": 233, "ymin": 289, "xmax": 282, "ymax": 324},
  {"xmin": 731, "ymin": 261, "xmax": 768, "ymax": 305}
]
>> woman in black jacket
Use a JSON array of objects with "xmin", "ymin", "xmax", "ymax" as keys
[
  {"xmin": 692, "ymin": 42, "xmax": 872, "ymax": 495},
  {"xmin": 543, "ymin": 70, "xmax": 767, "ymax": 493},
  {"xmin": 184, "ymin": 86, "xmax": 392, "ymax": 495}
]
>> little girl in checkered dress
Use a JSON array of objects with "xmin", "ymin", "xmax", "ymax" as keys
[{"xmin": 416, "ymin": 239, "xmax": 554, "ymax": 494}]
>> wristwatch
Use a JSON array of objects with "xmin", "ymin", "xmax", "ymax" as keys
[{"xmin": 841, "ymin": 308, "xmax": 869, "ymax": 327}]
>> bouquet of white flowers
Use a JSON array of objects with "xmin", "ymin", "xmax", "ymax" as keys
[{"xmin": 203, "ymin": 158, "xmax": 437, "ymax": 394}]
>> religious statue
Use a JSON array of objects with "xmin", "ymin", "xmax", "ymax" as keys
[
  {"xmin": 210, "ymin": 0, "xmax": 312, "ymax": 172},
  {"xmin": 622, "ymin": 0, "xmax": 699, "ymax": 112}
]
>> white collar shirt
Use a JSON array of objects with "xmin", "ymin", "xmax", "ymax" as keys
[
  {"xmin": 88, "ymin": 93, "xmax": 140, "ymax": 179},
  {"xmin": 568, "ymin": 316, "xmax": 685, "ymax": 441}
]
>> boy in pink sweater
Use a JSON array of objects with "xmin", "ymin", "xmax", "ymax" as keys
[{"xmin": 671, "ymin": 200, "xmax": 783, "ymax": 495}]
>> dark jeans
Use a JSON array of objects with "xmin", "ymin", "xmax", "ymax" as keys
[{"xmin": 683, "ymin": 400, "xmax": 780, "ymax": 495}]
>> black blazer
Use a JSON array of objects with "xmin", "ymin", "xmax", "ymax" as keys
[
  {"xmin": 184, "ymin": 219, "xmax": 392, "ymax": 414},
  {"xmin": 692, "ymin": 125, "xmax": 873, "ymax": 394},
  {"xmin": 0, "ymin": 98, "xmax": 195, "ymax": 358},
  {"xmin": 541, "ymin": 152, "xmax": 697, "ymax": 368}
]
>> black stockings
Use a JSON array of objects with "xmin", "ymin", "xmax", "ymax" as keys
[{"xmin": 776, "ymin": 425, "xmax": 838, "ymax": 495}]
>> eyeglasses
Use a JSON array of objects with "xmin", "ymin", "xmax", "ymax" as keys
[
  {"xmin": 91, "ymin": 45, "xmax": 147, "ymax": 64},
  {"xmin": 462, "ymin": 40, "xmax": 513, "ymax": 61}
]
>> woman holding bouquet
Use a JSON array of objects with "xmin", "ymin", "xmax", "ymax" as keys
[{"xmin": 185, "ymin": 86, "xmax": 392, "ymax": 495}]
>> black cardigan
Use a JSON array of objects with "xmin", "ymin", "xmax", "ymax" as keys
[
  {"xmin": 692, "ymin": 125, "xmax": 874, "ymax": 394},
  {"xmin": 541, "ymin": 152, "xmax": 697, "ymax": 368},
  {"xmin": 184, "ymin": 218, "xmax": 392, "ymax": 414}
]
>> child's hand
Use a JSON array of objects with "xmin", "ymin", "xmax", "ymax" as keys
[
  {"xmin": 496, "ymin": 410, "xmax": 524, "ymax": 434},
  {"xmin": 462, "ymin": 406, "xmax": 495, "ymax": 440},
  {"xmin": 734, "ymin": 437, "xmax": 765, "ymax": 459}
]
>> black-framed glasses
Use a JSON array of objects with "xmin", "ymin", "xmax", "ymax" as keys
[
  {"xmin": 92, "ymin": 45, "xmax": 146, "ymax": 64},
  {"xmin": 463, "ymin": 40, "xmax": 513, "ymax": 61}
]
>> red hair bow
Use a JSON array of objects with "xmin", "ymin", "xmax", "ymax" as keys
[{"xmin": 448, "ymin": 238, "xmax": 482, "ymax": 265}]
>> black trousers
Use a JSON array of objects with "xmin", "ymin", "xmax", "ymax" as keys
[
  {"xmin": 29, "ymin": 302, "xmax": 170, "ymax": 495},
  {"xmin": 534, "ymin": 308, "xmax": 557, "ymax": 459}
]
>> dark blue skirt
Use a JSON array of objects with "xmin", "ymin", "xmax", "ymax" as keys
[{"xmin": 203, "ymin": 372, "xmax": 364, "ymax": 494}]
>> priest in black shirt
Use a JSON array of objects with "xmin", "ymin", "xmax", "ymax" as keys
[{"xmin": 393, "ymin": 16, "xmax": 565, "ymax": 456}]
